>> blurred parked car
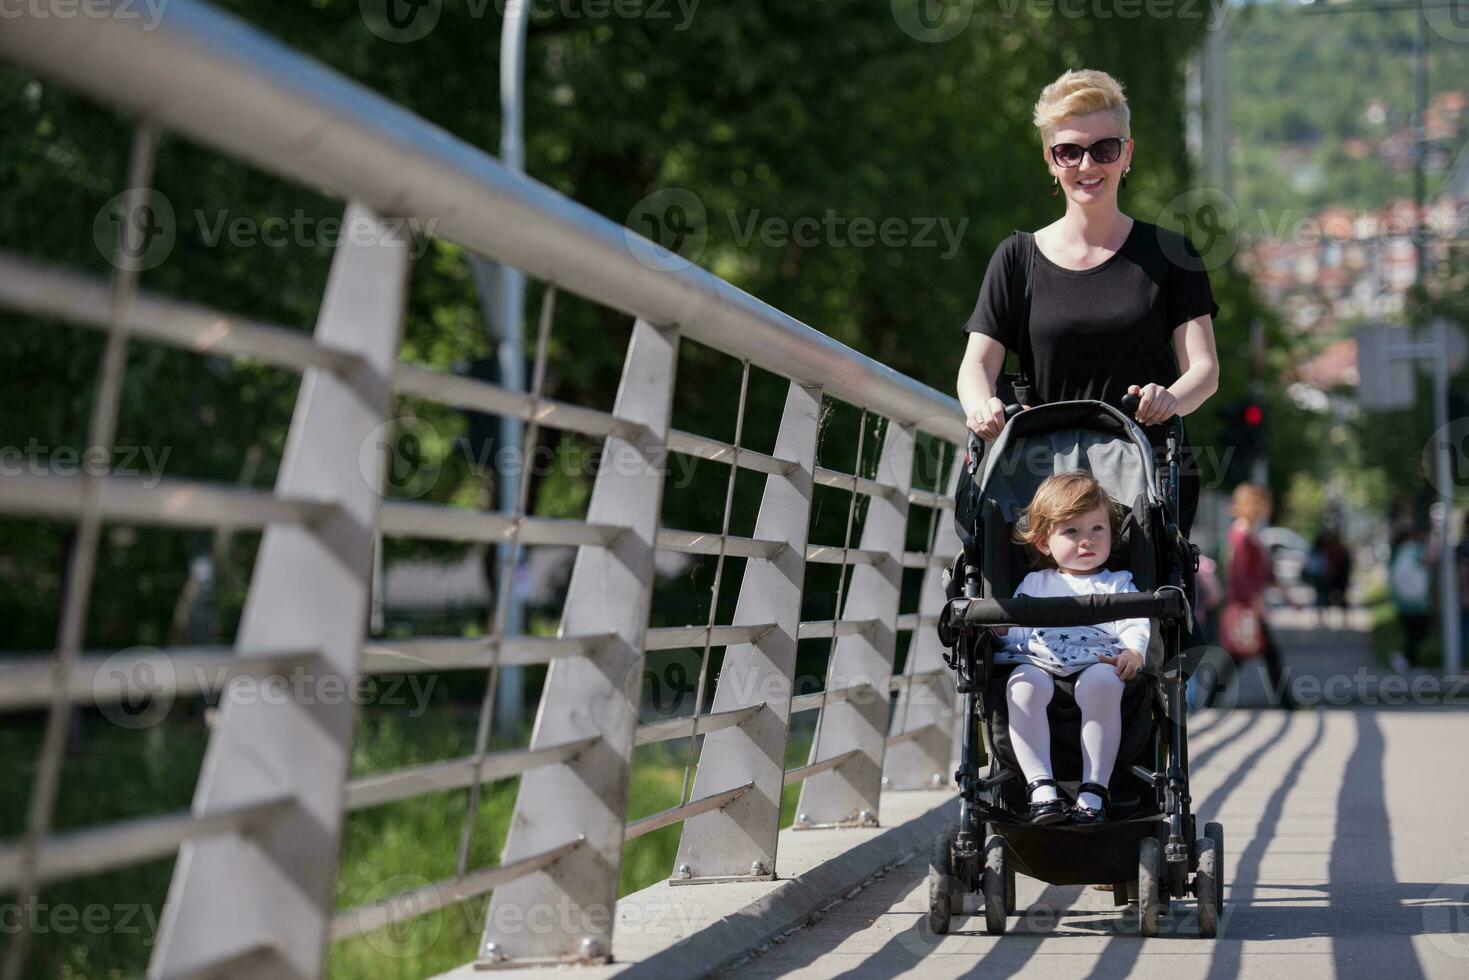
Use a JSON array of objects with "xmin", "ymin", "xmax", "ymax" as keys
[{"xmin": 1259, "ymin": 526, "xmax": 1310, "ymax": 586}]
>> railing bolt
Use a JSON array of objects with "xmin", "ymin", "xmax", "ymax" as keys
[
  {"xmin": 580, "ymin": 936, "xmax": 605, "ymax": 959},
  {"xmin": 858, "ymin": 809, "xmax": 876, "ymax": 826},
  {"xmin": 931, "ymin": 772, "xmax": 944, "ymax": 787},
  {"xmin": 881, "ymin": 775, "xmax": 892, "ymax": 786},
  {"xmin": 797, "ymin": 812, "xmax": 809, "ymax": 825},
  {"xmin": 482, "ymin": 942, "xmax": 506, "ymax": 963},
  {"xmin": 751, "ymin": 860, "xmax": 767, "ymax": 877},
  {"xmin": 676, "ymin": 863, "xmax": 692, "ymax": 880}
]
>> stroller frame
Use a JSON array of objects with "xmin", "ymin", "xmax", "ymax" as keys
[{"xmin": 930, "ymin": 398, "xmax": 1225, "ymax": 938}]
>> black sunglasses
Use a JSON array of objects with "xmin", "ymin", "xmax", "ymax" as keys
[{"xmin": 1049, "ymin": 137, "xmax": 1127, "ymax": 168}]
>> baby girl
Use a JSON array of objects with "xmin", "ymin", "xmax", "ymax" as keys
[{"xmin": 993, "ymin": 471, "xmax": 1148, "ymax": 825}]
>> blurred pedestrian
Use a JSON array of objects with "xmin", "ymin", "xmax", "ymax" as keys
[
  {"xmin": 1216, "ymin": 483, "xmax": 1297, "ymax": 710},
  {"xmin": 1306, "ymin": 527, "xmax": 1352, "ymax": 629},
  {"xmin": 1388, "ymin": 526, "xmax": 1433, "ymax": 673}
]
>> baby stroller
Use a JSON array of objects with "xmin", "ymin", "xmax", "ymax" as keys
[{"xmin": 931, "ymin": 396, "xmax": 1225, "ymax": 938}]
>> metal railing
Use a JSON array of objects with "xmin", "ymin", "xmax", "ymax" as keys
[{"xmin": 0, "ymin": 2, "xmax": 969, "ymax": 975}]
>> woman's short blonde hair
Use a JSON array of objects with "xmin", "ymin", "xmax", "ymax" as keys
[
  {"xmin": 1231, "ymin": 483, "xmax": 1273, "ymax": 523},
  {"xmin": 1033, "ymin": 69, "xmax": 1131, "ymax": 148},
  {"xmin": 1013, "ymin": 471, "xmax": 1122, "ymax": 566}
]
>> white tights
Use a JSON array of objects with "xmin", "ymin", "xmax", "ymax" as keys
[{"xmin": 1005, "ymin": 663, "xmax": 1124, "ymax": 810}]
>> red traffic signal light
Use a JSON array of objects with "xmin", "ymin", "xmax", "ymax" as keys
[{"xmin": 1243, "ymin": 403, "xmax": 1264, "ymax": 427}]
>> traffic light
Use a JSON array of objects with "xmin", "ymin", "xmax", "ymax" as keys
[{"xmin": 1218, "ymin": 398, "xmax": 1267, "ymax": 487}]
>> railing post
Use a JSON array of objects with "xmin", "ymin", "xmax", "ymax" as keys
[
  {"xmin": 796, "ymin": 421, "xmax": 914, "ymax": 828},
  {"xmin": 479, "ymin": 318, "xmax": 679, "ymax": 965},
  {"xmin": 149, "ymin": 203, "xmax": 409, "ymax": 979},
  {"xmin": 671, "ymin": 382, "xmax": 821, "ymax": 882},
  {"xmin": 883, "ymin": 457, "xmax": 963, "ymax": 790}
]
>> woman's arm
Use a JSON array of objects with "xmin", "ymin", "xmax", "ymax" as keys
[
  {"xmin": 1168, "ymin": 315, "xmax": 1221, "ymax": 416},
  {"xmin": 956, "ymin": 332, "xmax": 1010, "ymax": 440},
  {"xmin": 1127, "ymin": 315, "xmax": 1219, "ymax": 425}
]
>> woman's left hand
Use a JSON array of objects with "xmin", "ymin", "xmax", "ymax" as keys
[
  {"xmin": 1127, "ymin": 383, "xmax": 1179, "ymax": 426},
  {"xmin": 1098, "ymin": 648, "xmax": 1144, "ymax": 681}
]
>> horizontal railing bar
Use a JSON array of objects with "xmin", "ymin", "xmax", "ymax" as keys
[
  {"xmin": 657, "ymin": 529, "xmax": 786, "ymax": 561},
  {"xmin": 0, "ymin": 797, "xmax": 291, "ymax": 891},
  {"xmin": 813, "ymin": 465, "xmax": 897, "ymax": 502},
  {"xmin": 885, "ymin": 721, "xmax": 943, "ymax": 747},
  {"xmin": 666, "ymin": 429, "xmax": 798, "ymax": 478},
  {"xmin": 0, "ymin": 251, "xmax": 361, "ymax": 375},
  {"xmin": 900, "ymin": 551, "xmax": 947, "ymax": 569},
  {"xmin": 378, "ymin": 502, "xmax": 623, "ymax": 547},
  {"xmin": 394, "ymin": 364, "xmax": 641, "ymax": 443},
  {"xmin": 344, "ymin": 736, "xmax": 598, "ymax": 811},
  {"xmin": 894, "ymin": 612, "xmax": 938, "ymax": 632},
  {"xmin": 887, "ymin": 668, "xmax": 944, "ymax": 692},
  {"xmin": 644, "ymin": 623, "xmax": 776, "ymax": 651},
  {"xmin": 0, "ymin": 2, "xmax": 968, "ymax": 446},
  {"xmin": 783, "ymin": 749, "xmax": 862, "ymax": 786},
  {"xmin": 634, "ymin": 704, "xmax": 763, "ymax": 747},
  {"xmin": 906, "ymin": 488, "xmax": 954, "ymax": 510},
  {"xmin": 0, "ymin": 472, "xmax": 334, "ymax": 530},
  {"xmin": 805, "ymin": 544, "xmax": 887, "ymax": 566},
  {"xmin": 622, "ymin": 783, "xmax": 754, "ymax": 842},
  {"xmin": 796, "ymin": 618, "xmax": 879, "ymax": 640},
  {"xmin": 360, "ymin": 633, "xmax": 612, "ymax": 674},
  {"xmin": 789, "ymin": 681, "xmax": 879, "ymax": 714},
  {"xmin": 0, "ymin": 647, "xmax": 319, "ymax": 712},
  {"xmin": 330, "ymin": 836, "xmax": 586, "ymax": 942}
]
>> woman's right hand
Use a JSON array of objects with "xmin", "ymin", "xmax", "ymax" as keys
[{"xmin": 967, "ymin": 396, "xmax": 1009, "ymax": 442}]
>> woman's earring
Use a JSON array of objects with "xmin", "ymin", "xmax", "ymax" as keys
[
  {"xmin": 1121, "ymin": 169, "xmax": 1130, "ymax": 190},
  {"xmin": 1051, "ymin": 176, "xmax": 1060, "ymax": 196}
]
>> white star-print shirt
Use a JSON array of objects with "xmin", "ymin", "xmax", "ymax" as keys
[{"xmin": 992, "ymin": 568, "xmax": 1151, "ymax": 677}]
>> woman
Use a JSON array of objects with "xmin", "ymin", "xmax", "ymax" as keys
[
  {"xmin": 1221, "ymin": 483, "xmax": 1297, "ymax": 710},
  {"xmin": 956, "ymin": 68, "xmax": 1220, "ymax": 536}
]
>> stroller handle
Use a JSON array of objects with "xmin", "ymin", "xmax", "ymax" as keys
[
  {"xmin": 958, "ymin": 589, "xmax": 1189, "ymax": 628},
  {"xmin": 1120, "ymin": 392, "xmax": 1186, "ymax": 443},
  {"xmin": 965, "ymin": 403, "xmax": 1025, "ymax": 476}
]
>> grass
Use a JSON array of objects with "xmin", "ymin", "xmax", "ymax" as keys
[{"xmin": 1, "ymin": 704, "xmax": 812, "ymax": 979}]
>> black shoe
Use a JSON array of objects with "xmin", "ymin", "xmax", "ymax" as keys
[
  {"xmin": 1026, "ymin": 777, "xmax": 1069, "ymax": 825},
  {"xmin": 1070, "ymin": 782, "xmax": 1111, "ymax": 824}
]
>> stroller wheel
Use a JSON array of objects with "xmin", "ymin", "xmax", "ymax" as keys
[
  {"xmin": 1138, "ymin": 836, "xmax": 1163, "ymax": 938},
  {"xmin": 1195, "ymin": 835, "xmax": 1221, "ymax": 937},
  {"xmin": 983, "ymin": 835, "xmax": 1008, "ymax": 935},
  {"xmin": 928, "ymin": 824, "xmax": 958, "ymax": 935},
  {"xmin": 1205, "ymin": 821, "xmax": 1225, "ymax": 912}
]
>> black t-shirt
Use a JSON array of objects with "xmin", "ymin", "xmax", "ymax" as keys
[{"xmin": 962, "ymin": 219, "xmax": 1220, "ymax": 417}]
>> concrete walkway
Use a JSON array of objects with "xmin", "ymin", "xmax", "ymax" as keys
[{"xmin": 721, "ymin": 613, "xmax": 1469, "ymax": 978}]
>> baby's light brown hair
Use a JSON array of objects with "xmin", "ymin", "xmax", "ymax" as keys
[{"xmin": 1012, "ymin": 472, "xmax": 1123, "ymax": 567}]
